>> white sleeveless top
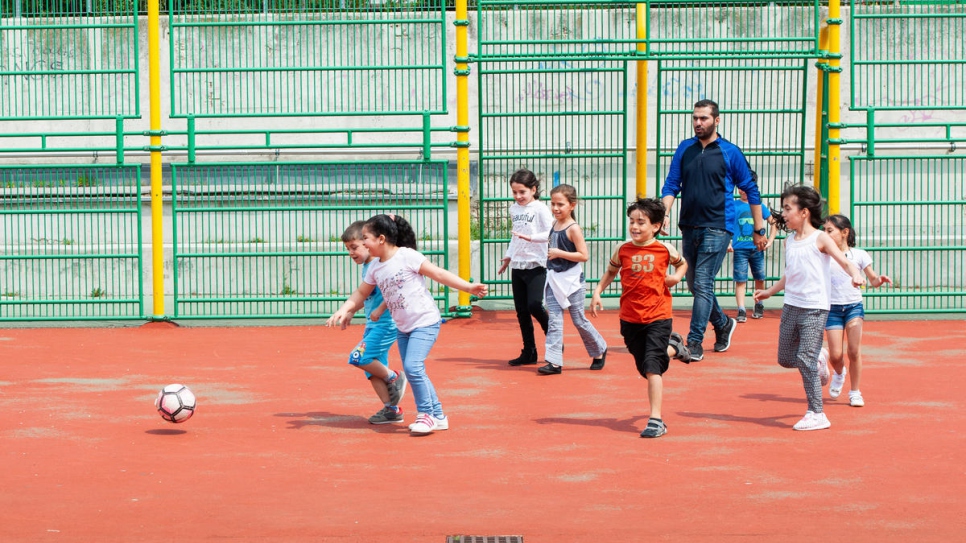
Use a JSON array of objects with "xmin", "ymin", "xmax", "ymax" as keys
[{"xmin": 783, "ymin": 229, "xmax": 831, "ymax": 310}]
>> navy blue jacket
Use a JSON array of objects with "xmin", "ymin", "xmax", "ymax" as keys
[{"xmin": 661, "ymin": 135, "xmax": 762, "ymax": 234}]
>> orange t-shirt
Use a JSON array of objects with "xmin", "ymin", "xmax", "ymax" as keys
[{"xmin": 614, "ymin": 241, "xmax": 677, "ymax": 324}]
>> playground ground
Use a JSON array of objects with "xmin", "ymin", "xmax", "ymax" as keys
[{"xmin": 1, "ymin": 309, "xmax": 963, "ymax": 542}]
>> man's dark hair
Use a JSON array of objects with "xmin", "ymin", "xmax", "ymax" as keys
[{"xmin": 694, "ymin": 99, "xmax": 719, "ymax": 118}]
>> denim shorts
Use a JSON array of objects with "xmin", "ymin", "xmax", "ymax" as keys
[
  {"xmin": 825, "ymin": 302, "xmax": 865, "ymax": 330},
  {"xmin": 732, "ymin": 247, "xmax": 766, "ymax": 283}
]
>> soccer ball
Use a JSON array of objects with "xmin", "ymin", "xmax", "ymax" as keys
[{"xmin": 155, "ymin": 384, "xmax": 196, "ymax": 423}]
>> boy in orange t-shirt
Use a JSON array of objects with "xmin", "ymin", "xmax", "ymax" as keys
[{"xmin": 591, "ymin": 198, "xmax": 690, "ymax": 438}]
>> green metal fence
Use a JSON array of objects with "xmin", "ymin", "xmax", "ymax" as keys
[
  {"xmin": 0, "ymin": 0, "xmax": 143, "ymax": 320},
  {"xmin": 0, "ymin": 0, "xmax": 139, "ymax": 120},
  {"xmin": 473, "ymin": 1, "xmax": 635, "ymax": 300},
  {"xmin": 0, "ymin": 164, "xmax": 144, "ymax": 320},
  {"xmin": 847, "ymin": 0, "xmax": 966, "ymax": 313},
  {"xmin": 168, "ymin": 1, "xmax": 447, "ymax": 117},
  {"xmin": 163, "ymin": 2, "xmax": 455, "ymax": 318},
  {"xmin": 170, "ymin": 160, "xmax": 451, "ymax": 319}
]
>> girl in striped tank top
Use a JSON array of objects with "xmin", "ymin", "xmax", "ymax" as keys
[{"xmin": 755, "ymin": 186, "xmax": 864, "ymax": 432}]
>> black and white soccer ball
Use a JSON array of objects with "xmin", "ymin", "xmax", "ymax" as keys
[{"xmin": 155, "ymin": 384, "xmax": 196, "ymax": 423}]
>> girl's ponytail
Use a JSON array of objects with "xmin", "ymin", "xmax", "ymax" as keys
[{"xmin": 365, "ymin": 213, "xmax": 418, "ymax": 250}]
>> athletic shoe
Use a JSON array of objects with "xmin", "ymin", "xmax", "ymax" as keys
[
  {"xmin": 829, "ymin": 367, "xmax": 847, "ymax": 399},
  {"xmin": 793, "ymin": 411, "xmax": 831, "ymax": 431},
  {"xmin": 736, "ymin": 308, "xmax": 747, "ymax": 323},
  {"xmin": 817, "ymin": 347, "xmax": 830, "ymax": 386},
  {"xmin": 368, "ymin": 406, "xmax": 404, "ymax": 425},
  {"xmin": 386, "ymin": 372, "xmax": 407, "ymax": 406},
  {"xmin": 849, "ymin": 391, "xmax": 865, "ymax": 407},
  {"xmin": 687, "ymin": 342, "xmax": 704, "ymax": 362},
  {"xmin": 713, "ymin": 318, "xmax": 737, "ymax": 352},
  {"xmin": 537, "ymin": 362, "xmax": 562, "ymax": 375},
  {"xmin": 669, "ymin": 332, "xmax": 691, "ymax": 363},
  {"xmin": 753, "ymin": 302, "xmax": 765, "ymax": 319},
  {"xmin": 508, "ymin": 348, "xmax": 538, "ymax": 366},
  {"xmin": 410, "ymin": 413, "xmax": 449, "ymax": 435},
  {"xmin": 640, "ymin": 418, "xmax": 667, "ymax": 438},
  {"xmin": 589, "ymin": 348, "xmax": 607, "ymax": 370}
]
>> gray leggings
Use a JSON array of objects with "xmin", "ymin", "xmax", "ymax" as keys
[
  {"xmin": 544, "ymin": 284, "xmax": 607, "ymax": 366},
  {"xmin": 777, "ymin": 305, "xmax": 829, "ymax": 413}
]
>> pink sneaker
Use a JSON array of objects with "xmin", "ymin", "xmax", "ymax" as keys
[
  {"xmin": 817, "ymin": 348, "xmax": 830, "ymax": 387},
  {"xmin": 409, "ymin": 413, "xmax": 449, "ymax": 435}
]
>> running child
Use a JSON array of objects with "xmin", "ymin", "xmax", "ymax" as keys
[
  {"xmin": 327, "ymin": 214, "xmax": 488, "ymax": 435},
  {"xmin": 336, "ymin": 221, "xmax": 408, "ymax": 424},
  {"xmin": 514, "ymin": 184, "xmax": 607, "ymax": 374},
  {"xmin": 499, "ymin": 169, "xmax": 553, "ymax": 366},
  {"xmin": 822, "ymin": 214, "xmax": 893, "ymax": 407},
  {"xmin": 754, "ymin": 185, "xmax": 864, "ymax": 431},
  {"xmin": 729, "ymin": 186, "xmax": 778, "ymax": 322},
  {"xmin": 591, "ymin": 198, "xmax": 691, "ymax": 438}
]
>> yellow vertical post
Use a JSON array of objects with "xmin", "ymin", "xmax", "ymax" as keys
[
  {"xmin": 454, "ymin": 0, "xmax": 472, "ymax": 314},
  {"xmin": 814, "ymin": 24, "xmax": 828, "ymax": 191},
  {"xmin": 148, "ymin": 0, "xmax": 165, "ymax": 318},
  {"xmin": 635, "ymin": 3, "xmax": 648, "ymax": 198},
  {"xmin": 827, "ymin": 0, "xmax": 843, "ymax": 215}
]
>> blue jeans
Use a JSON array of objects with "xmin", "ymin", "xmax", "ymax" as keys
[
  {"xmin": 397, "ymin": 321, "xmax": 443, "ymax": 418},
  {"xmin": 681, "ymin": 227, "xmax": 731, "ymax": 345}
]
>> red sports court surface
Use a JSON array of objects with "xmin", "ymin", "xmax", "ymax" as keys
[{"xmin": 1, "ymin": 311, "xmax": 963, "ymax": 542}]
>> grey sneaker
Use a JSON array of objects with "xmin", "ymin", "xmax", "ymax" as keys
[
  {"xmin": 640, "ymin": 418, "xmax": 667, "ymax": 438},
  {"xmin": 368, "ymin": 406, "xmax": 404, "ymax": 425},
  {"xmin": 736, "ymin": 308, "xmax": 747, "ymax": 323},
  {"xmin": 386, "ymin": 371, "xmax": 407, "ymax": 406},
  {"xmin": 753, "ymin": 302, "xmax": 765, "ymax": 319},
  {"xmin": 687, "ymin": 342, "xmax": 704, "ymax": 362},
  {"xmin": 669, "ymin": 332, "xmax": 691, "ymax": 363},
  {"xmin": 714, "ymin": 318, "xmax": 737, "ymax": 352}
]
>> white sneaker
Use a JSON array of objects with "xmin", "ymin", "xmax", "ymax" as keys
[
  {"xmin": 817, "ymin": 348, "xmax": 830, "ymax": 387},
  {"xmin": 409, "ymin": 413, "xmax": 449, "ymax": 434},
  {"xmin": 849, "ymin": 391, "xmax": 865, "ymax": 407},
  {"xmin": 793, "ymin": 411, "xmax": 831, "ymax": 431},
  {"xmin": 829, "ymin": 367, "xmax": 847, "ymax": 399}
]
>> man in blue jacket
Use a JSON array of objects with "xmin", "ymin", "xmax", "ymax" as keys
[{"xmin": 661, "ymin": 99, "xmax": 767, "ymax": 361}]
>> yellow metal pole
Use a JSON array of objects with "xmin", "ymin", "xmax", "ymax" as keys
[
  {"xmin": 827, "ymin": 0, "xmax": 843, "ymax": 215},
  {"xmin": 455, "ymin": 0, "xmax": 472, "ymax": 314},
  {"xmin": 635, "ymin": 3, "xmax": 648, "ymax": 198},
  {"xmin": 814, "ymin": 24, "xmax": 828, "ymax": 191},
  {"xmin": 148, "ymin": 0, "xmax": 165, "ymax": 318}
]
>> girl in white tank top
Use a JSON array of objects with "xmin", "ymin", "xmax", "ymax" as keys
[{"xmin": 754, "ymin": 186, "xmax": 865, "ymax": 432}]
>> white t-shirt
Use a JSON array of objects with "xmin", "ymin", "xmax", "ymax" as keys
[
  {"xmin": 830, "ymin": 248, "xmax": 872, "ymax": 305},
  {"xmin": 504, "ymin": 200, "xmax": 554, "ymax": 269},
  {"xmin": 783, "ymin": 230, "xmax": 831, "ymax": 310},
  {"xmin": 363, "ymin": 247, "xmax": 440, "ymax": 334}
]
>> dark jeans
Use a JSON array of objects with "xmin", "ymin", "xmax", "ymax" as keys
[
  {"xmin": 681, "ymin": 227, "xmax": 731, "ymax": 345},
  {"xmin": 511, "ymin": 267, "xmax": 549, "ymax": 351}
]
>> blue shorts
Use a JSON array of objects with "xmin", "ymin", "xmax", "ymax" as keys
[
  {"xmin": 825, "ymin": 302, "xmax": 865, "ymax": 330},
  {"xmin": 348, "ymin": 322, "xmax": 396, "ymax": 378},
  {"xmin": 732, "ymin": 247, "xmax": 766, "ymax": 283}
]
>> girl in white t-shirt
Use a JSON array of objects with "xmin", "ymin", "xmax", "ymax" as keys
[
  {"xmin": 499, "ymin": 169, "xmax": 553, "ymax": 367},
  {"xmin": 822, "ymin": 214, "xmax": 893, "ymax": 408},
  {"xmin": 328, "ymin": 214, "xmax": 488, "ymax": 435},
  {"xmin": 755, "ymin": 186, "xmax": 864, "ymax": 431}
]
